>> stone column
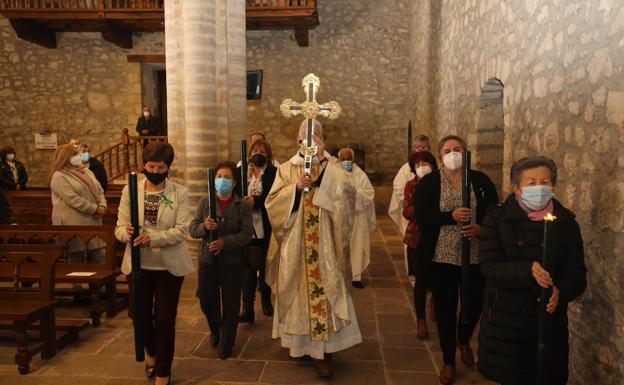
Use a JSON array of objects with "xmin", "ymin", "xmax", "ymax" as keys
[{"xmin": 165, "ymin": 0, "xmax": 246, "ymax": 203}]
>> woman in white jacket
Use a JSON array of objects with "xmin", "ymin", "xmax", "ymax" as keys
[{"xmin": 115, "ymin": 142, "xmax": 193, "ymax": 385}]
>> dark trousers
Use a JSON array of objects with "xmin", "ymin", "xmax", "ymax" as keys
[
  {"xmin": 429, "ymin": 262, "xmax": 484, "ymax": 365},
  {"xmin": 408, "ymin": 247, "xmax": 429, "ymax": 319},
  {"xmin": 197, "ymin": 262, "xmax": 244, "ymax": 350},
  {"xmin": 129, "ymin": 269, "xmax": 184, "ymax": 378},
  {"xmin": 242, "ymin": 237, "xmax": 271, "ymax": 308}
]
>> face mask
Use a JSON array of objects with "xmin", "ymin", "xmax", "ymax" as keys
[
  {"xmin": 70, "ymin": 154, "xmax": 83, "ymax": 167},
  {"xmin": 442, "ymin": 151, "xmax": 463, "ymax": 171},
  {"xmin": 416, "ymin": 164, "xmax": 432, "ymax": 178},
  {"xmin": 143, "ymin": 112, "xmax": 150, "ymax": 118},
  {"xmin": 81, "ymin": 152, "xmax": 90, "ymax": 162},
  {"xmin": 251, "ymin": 154, "xmax": 267, "ymax": 167},
  {"xmin": 143, "ymin": 170, "xmax": 168, "ymax": 185},
  {"xmin": 521, "ymin": 185, "xmax": 554, "ymax": 211},
  {"xmin": 215, "ymin": 177, "xmax": 233, "ymax": 196},
  {"xmin": 6, "ymin": 154, "xmax": 15, "ymax": 161},
  {"xmin": 341, "ymin": 160, "xmax": 353, "ymax": 172}
]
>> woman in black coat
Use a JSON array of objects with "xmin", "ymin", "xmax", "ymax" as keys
[
  {"xmin": 478, "ymin": 156, "xmax": 586, "ymax": 385},
  {"xmin": 414, "ymin": 135, "xmax": 498, "ymax": 385},
  {"xmin": 190, "ymin": 161, "xmax": 254, "ymax": 359},
  {"xmin": 0, "ymin": 146, "xmax": 28, "ymax": 190},
  {"xmin": 237, "ymin": 139, "xmax": 277, "ymax": 322}
]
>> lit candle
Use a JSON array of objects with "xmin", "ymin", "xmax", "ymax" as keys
[
  {"xmin": 128, "ymin": 172, "xmax": 144, "ymax": 362},
  {"xmin": 537, "ymin": 213, "xmax": 557, "ymax": 385}
]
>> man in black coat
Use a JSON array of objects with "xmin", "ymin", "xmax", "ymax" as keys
[
  {"xmin": 136, "ymin": 106, "xmax": 162, "ymax": 137},
  {"xmin": 79, "ymin": 144, "xmax": 108, "ymax": 192}
]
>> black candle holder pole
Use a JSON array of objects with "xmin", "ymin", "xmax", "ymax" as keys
[
  {"xmin": 460, "ymin": 150, "xmax": 472, "ymax": 324},
  {"xmin": 241, "ymin": 140, "xmax": 248, "ymax": 197},
  {"xmin": 128, "ymin": 172, "xmax": 144, "ymax": 362},
  {"xmin": 537, "ymin": 213, "xmax": 557, "ymax": 385}
]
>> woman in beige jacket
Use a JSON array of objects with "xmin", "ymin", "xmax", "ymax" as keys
[
  {"xmin": 49, "ymin": 143, "xmax": 107, "ymax": 263},
  {"xmin": 115, "ymin": 142, "xmax": 193, "ymax": 385}
]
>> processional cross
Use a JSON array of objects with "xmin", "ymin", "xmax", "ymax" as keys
[{"xmin": 280, "ymin": 73, "xmax": 341, "ymax": 192}]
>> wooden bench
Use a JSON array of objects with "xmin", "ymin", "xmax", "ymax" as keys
[
  {"xmin": 0, "ymin": 225, "xmax": 124, "ymax": 326},
  {"xmin": 5, "ymin": 189, "xmax": 121, "ymax": 226},
  {"xmin": 0, "ymin": 244, "xmax": 89, "ymax": 375}
]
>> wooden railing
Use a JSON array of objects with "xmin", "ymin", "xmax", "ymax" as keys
[
  {"xmin": 246, "ymin": 0, "xmax": 316, "ymax": 9},
  {"xmin": 0, "ymin": 0, "xmax": 163, "ymax": 10},
  {"xmin": 92, "ymin": 129, "xmax": 167, "ymax": 182}
]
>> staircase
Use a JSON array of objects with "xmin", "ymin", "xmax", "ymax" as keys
[{"xmin": 92, "ymin": 128, "xmax": 167, "ymax": 183}]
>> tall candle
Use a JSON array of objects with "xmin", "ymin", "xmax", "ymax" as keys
[
  {"xmin": 128, "ymin": 172, "xmax": 144, "ymax": 362},
  {"xmin": 241, "ymin": 140, "xmax": 248, "ymax": 197},
  {"xmin": 537, "ymin": 213, "xmax": 557, "ymax": 385}
]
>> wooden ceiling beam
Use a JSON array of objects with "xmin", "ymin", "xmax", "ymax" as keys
[
  {"xmin": 101, "ymin": 24, "xmax": 133, "ymax": 49},
  {"xmin": 10, "ymin": 20, "xmax": 56, "ymax": 48},
  {"xmin": 294, "ymin": 25, "xmax": 309, "ymax": 47}
]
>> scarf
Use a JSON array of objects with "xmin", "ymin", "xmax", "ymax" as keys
[
  {"xmin": 515, "ymin": 191, "xmax": 554, "ymax": 222},
  {"xmin": 64, "ymin": 166, "xmax": 102, "ymax": 204}
]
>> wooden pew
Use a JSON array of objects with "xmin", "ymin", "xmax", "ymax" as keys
[
  {"xmin": 0, "ymin": 225, "xmax": 123, "ymax": 327},
  {"xmin": 0, "ymin": 244, "xmax": 89, "ymax": 375}
]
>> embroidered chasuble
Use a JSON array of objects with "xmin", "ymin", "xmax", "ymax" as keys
[{"xmin": 265, "ymin": 154, "xmax": 362, "ymax": 357}]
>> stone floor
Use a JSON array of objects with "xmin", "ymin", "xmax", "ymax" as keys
[{"xmin": 0, "ymin": 215, "xmax": 495, "ymax": 385}]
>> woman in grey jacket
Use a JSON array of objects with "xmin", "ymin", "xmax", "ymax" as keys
[{"xmin": 190, "ymin": 161, "xmax": 253, "ymax": 359}]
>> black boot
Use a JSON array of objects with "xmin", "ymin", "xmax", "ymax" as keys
[
  {"xmin": 261, "ymin": 297, "xmax": 274, "ymax": 317},
  {"xmin": 239, "ymin": 305, "xmax": 255, "ymax": 323}
]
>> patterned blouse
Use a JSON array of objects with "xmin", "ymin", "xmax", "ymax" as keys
[
  {"xmin": 402, "ymin": 176, "xmax": 422, "ymax": 249},
  {"xmin": 433, "ymin": 171, "xmax": 479, "ymax": 266},
  {"xmin": 144, "ymin": 191, "xmax": 163, "ymax": 226}
]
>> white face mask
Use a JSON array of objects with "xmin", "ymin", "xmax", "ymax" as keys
[
  {"xmin": 442, "ymin": 151, "xmax": 463, "ymax": 171},
  {"xmin": 6, "ymin": 154, "xmax": 15, "ymax": 161},
  {"xmin": 416, "ymin": 164, "xmax": 432, "ymax": 178},
  {"xmin": 143, "ymin": 111, "xmax": 150, "ymax": 118},
  {"xmin": 69, "ymin": 154, "xmax": 83, "ymax": 167}
]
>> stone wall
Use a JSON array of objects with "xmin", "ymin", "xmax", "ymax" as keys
[
  {"xmin": 409, "ymin": 0, "xmax": 624, "ymax": 383},
  {"xmin": 0, "ymin": 17, "xmax": 164, "ymax": 187},
  {"xmin": 246, "ymin": 0, "xmax": 411, "ymax": 184}
]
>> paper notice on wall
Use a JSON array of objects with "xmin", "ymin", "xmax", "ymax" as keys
[
  {"xmin": 35, "ymin": 133, "xmax": 58, "ymax": 149},
  {"xmin": 66, "ymin": 272, "xmax": 97, "ymax": 277}
]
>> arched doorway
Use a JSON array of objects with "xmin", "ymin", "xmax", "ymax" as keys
[{"xmin": 476, "ymin": 78, "xmax": 504, "ymax": 197}]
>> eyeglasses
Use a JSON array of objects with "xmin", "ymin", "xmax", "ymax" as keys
[{"xmin": 414, "ymin": 146, "xmax": 431, "ymax": 151}]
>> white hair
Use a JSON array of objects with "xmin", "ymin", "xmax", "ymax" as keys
[
  {"xmin": 338, "ymin": 147, "xmax": 354, "ymax": 159},
  {"xmin": 297, "ymin": 119, "xmax": 323, "ymax": 140}
]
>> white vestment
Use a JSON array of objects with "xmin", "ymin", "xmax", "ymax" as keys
[
  {"xmin": 346, "ymin": 164, "xmax": 376, "ymax": 281},
  {"xmin": 387, "ymin": 162, "xmax": 414, "ymax": 277}
]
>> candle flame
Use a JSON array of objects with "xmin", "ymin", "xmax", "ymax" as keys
[{"xmin": 544, "ymin": 213, "xmax": 557, "ymax": 221}]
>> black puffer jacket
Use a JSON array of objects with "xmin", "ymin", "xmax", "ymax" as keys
[{"xmin": 477, "ymin": 195, "xmax": 587, "ymax": 385}]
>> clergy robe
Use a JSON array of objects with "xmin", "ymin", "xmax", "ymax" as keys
[
  {"xmin": 346, "ymin": 164, "xmax": 376, "ymax": 282},
  {"xmin": 265, "ymin": 152, "xmax": 362, "ymax": 359},
  {"xmin": 387, "ymin": 162, "xmax": 414, "ymax": 277}
]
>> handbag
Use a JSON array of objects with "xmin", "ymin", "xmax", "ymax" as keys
[{"xmin": 247, "ymin": 228, "xmax": 265, "ymax": 270}]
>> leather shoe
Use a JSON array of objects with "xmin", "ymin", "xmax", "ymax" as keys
[
  {"xmin": 210, "ymin": 332, "xmax": 220, "ymax": 348},
  {"xmin": 261, "ymin": 298, "xmax": 274, "ymax": 317},
  {"xmin": 439, "ymin": 364, "xmax": 455, "ymax": 385},
  {"xmin": 314, "ymin": 354, "xmax": 333, "ymax": 378},
  {"xmin": 219, "ymin": 347, "xmax": 232, "ymax": 360},
  {"xmin": 352, "ymin": 280, "xmax": 364, "ymax": 289},
  {"xmin": 239, "ymin": 306, "xmax": 255, "ymax": 323},
  {"xmin": 458, "ymin": 342, "xmax": 475, "ymax": 368},
  {"xmin": 416, "ymin": 318, "xmax": 429, "ymax": 340},
  {"xmin": 145, "ymin": 363, "xmax": 156, "ymax": 379}
]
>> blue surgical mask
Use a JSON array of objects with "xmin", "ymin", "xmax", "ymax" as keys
[
  {"xmin": 81, "ymin": 152, "xmax": 90, "ymax": 162},
  {"xmin": 521, "ymin": 185, "xmax": 554, "ymax": 211},
  {"xmin": 215, "ymin": 177, "xmax": 233, "ymax": 196},
  {"xmin": 341, "ymin": 160, "xmax": 353, "ymax": 172}
]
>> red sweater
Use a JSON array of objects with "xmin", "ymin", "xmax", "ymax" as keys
[{"xmin": 402, "ymin": 177, "xmax": 422, "ymax": 249}]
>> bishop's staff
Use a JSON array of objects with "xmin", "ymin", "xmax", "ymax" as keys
[
  {"xmin": 460, "ymin": 150, "xmax": 472, "ymax": 325},
  {"xmin": 280, "ymin": 73, "xmax": 341, "ymax": 193},
  {"xmin": 128, "ymin": 172, "xmax": 144, "ymax": 362},
  {"xmin": 537, "ymin": 214, "xmax": 557, "ymax": 385}
]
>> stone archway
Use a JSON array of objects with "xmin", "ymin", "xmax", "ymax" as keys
[{"xmin": 476, "ymin": 78, "xmax": 505, "ymax": 197}]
